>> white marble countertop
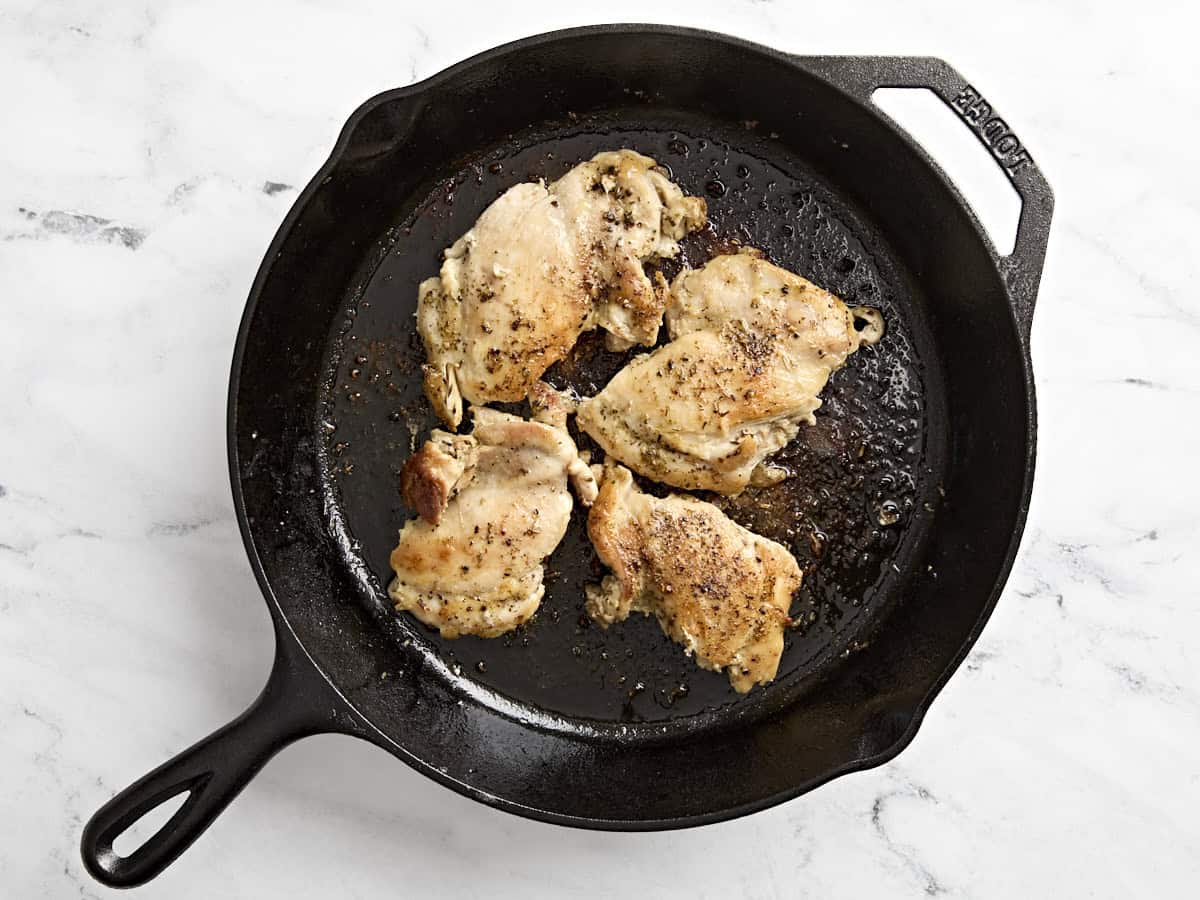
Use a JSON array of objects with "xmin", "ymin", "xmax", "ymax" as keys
[{"xmin": 3, "ymin": 1, "xmax": 1198, "ymax": 896}]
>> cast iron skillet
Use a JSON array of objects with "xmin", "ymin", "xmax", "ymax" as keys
[{"xmin": 82, "ymin": 25, "xmax": 1053, "ymax": 888}]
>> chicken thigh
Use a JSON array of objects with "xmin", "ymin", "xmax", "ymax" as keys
[
  {"xmin": 576, "ymin": 250, "xmax": 884, "ymax": 494},
  {"xmin": 585, "ymin": 463, "xmax": 803, "ymax": 692},
  {"xmin": 389, "ymin": 386, "xmax": 596, "ymax": 638},
  {"xmin": 418, "ymin": 149, "xmax": 707, "ymax": 428}
]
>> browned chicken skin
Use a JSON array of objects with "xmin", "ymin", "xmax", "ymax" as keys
[
  {"xmin": 576, "ymin": 250, "xmax": 884, "ymax": 494},
  {"xmin": 388, "ymin": 390, "xmax": 596, "ymax": 638},
  {"xmin": 418, "ymin": 149, "xmax": 706, "ymax": 428},
  {"xmin": 585, "ymin": 463, "xmax": 803, "ymax": 692}
]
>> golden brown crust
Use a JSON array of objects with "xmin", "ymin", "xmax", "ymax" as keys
[
  {"xmin": 400, "ymin": 453, "xmax": 448, "ymax": 525},
  {"xmin": 584, "ymin": 469, "xmax": 640, "ymax": 618},
  {"xmin": 416, "ymin": 150, "xmax": 707, "ymax": 427},
  {"xmin": 390, "ymin": 408, "xmax": 593, "ymax": 639},
  {"xmin": 585, "ymin": 463, "xmax": 802, "ymax": 691},
  {"xmin": 577, "ymin": 253, "xmax": 883, "ymax": 494},
  {"xmin": 398, "ymin": 433, "xmax": 476, "ymax": 525}
]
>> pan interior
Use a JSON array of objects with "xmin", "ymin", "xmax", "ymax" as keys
[{"xmin": 316, "ymin": 111, "xmax": 947, "ymax": 737}]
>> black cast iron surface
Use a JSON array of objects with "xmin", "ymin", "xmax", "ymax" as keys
[
  {"xmin": 81, "ymin": 25, "xmax": 1053, "ymax": 889},
  {"xmin": 322, "ymin": 124, "xmax": 945, "ymax": 729}
]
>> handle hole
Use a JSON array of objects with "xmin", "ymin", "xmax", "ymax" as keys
[
  {"xmin": 872, "ymin": 87, "xmax": 1022, "ymax": 255},
  {"xmin": 111, "ymin": 789, "xmax": 191, "ymax": 858}
]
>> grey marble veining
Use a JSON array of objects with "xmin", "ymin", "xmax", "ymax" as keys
[{"xmin": 2, "ymin": 0, "xmax": 1198, "ymax": 896}]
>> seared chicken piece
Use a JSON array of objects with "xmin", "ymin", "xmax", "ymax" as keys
[
  {"xmin": 585, "ymin": 464, "xmax": 802, "ymax": 692},
  {"xmin": 388, "ymin": 386, "xmax": 596, "ymax": 638},
  {"xmin": 576, "ymin": 250, "xmax": 883, "ymax": 494},
  {"xmin": 418, "ymin": 149, "xmax": 706, "ymax": 428}
]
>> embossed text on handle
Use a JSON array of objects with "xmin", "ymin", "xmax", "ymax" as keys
[{"xmin": 951, "ymin": 85, "xmax": 1033, "ymax": 177}]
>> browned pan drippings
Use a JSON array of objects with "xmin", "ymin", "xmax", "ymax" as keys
[{"xmin": 320, "ymin": 119, "xmax": 946, "ymax": 726}]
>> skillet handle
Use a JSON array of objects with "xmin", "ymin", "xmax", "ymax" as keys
[
  {"xmin": 80, "ymin": 633, "xmax": 350, "ymax": 888},
  {"xmin": 804, "ymin": 56, "xmax": 1054, "ymax": 342}
]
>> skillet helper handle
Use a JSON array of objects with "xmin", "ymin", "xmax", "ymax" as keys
[
  {"xmin": 805, "ymin": 56, "xmax": 1054, "ymax": 342},
  {"xmin": 80, "ymin": 636, "xmax": 338, "ymax": 888}
]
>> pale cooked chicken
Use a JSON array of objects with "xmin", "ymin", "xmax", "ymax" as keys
[
  {"xmin": 388, "ymin": 385, "xmax": 596, "ymax": 638},
  {"xmin": 576, "ymin": 250, "xmax": 884, "ymax": 494},
  {"xmin": 418, "ymin": 149, "xmax": 707, "ymax": 428},
  {"xmin": 585, "ymin": 463, "xmax": 803, "ymax": 692}
]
